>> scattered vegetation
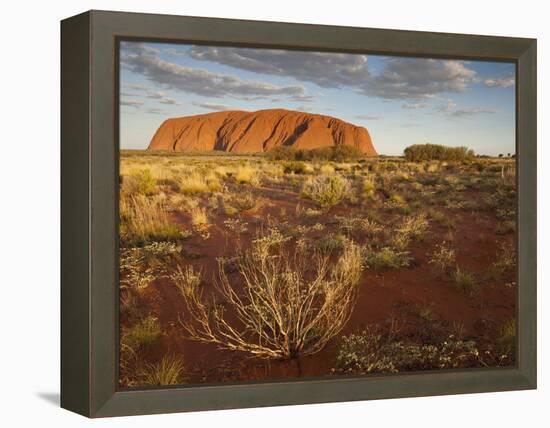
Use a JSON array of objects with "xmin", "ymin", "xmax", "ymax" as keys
[{"xmin": 119, "ymin": 150, "xmax": 517, "ymax": 386}]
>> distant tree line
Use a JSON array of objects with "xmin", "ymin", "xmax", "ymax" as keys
[
  {"xmin": 267, "ymin": 145, "xmax": 364, "ymax": 162},
  {"xmin": 403, "ymin": 144, "xmax": 475, "ymax": 162}
]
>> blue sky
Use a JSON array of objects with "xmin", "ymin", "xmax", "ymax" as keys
[{"xmin": 120, "ymin": 41, "xmax": 515, "ymax": 156}]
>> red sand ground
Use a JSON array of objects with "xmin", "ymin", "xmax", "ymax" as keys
[{"xmin": 120, "ymin": 180, "xmax": 516, "ymax": 385}]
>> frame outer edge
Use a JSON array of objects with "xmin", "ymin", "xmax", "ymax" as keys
[
  {"xmin": 517, "ymin": 40, "xmax": 537, "ymax": 388},
  {"xmin": 62, "ymin": 10, "xmax": 538, "ymax": 417},
  {"xmin": 60, "ymin": 11, "xmax": 92, "ymax": 417}
]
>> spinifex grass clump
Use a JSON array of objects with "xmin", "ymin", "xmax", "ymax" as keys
[
  {"xmin": 178, "ymin": 172, "xmax": 221, "ymax": 194},
  {"xmin": 172, "ymin": 236, "xmax": 363, "ymax": 359},
  {"xmin": 452, "ymin": 268, "xmax": 479, "ymax": 295},
  {"xmin": 140, "ymin": 355, "xmax": 186, "ymax": 386},
  {"xmin": 429, "ymin": 241, "xmax": 456, "ymax": 274},
  {"xmin": 301, "ymin": 174, "xmax": 351, "ymax": 208}
]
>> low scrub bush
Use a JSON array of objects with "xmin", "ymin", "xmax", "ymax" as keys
[
  {"xmin": 282, "ymin": 161, "xmax": 312, "ymax": 174},
  {"xmin": 122, "ymin": 316, "xmax": 162, "ymax": 351},
  {"xmin": 452, "ymin": 268, "xmax": 479, "ymax": 295},
  {"xmin": 496, "ymin": 319, "xmax": 516, "ymax": 358},
  {"xmin": 404, "ymin": 144, "xmax": 475, "ymax": 162},
  {"xmin": 120, "ymin": 242, "xmax": 181, "ymax": 291},
  {"xmin": 365, "ymin": 247, "xmax": 412, "ymax": 269},
  {"xmin": 301, "ymin": 175, "xmax": 351, "ymax": 207},
  {"xmin": 268, "ymin": 145, "xmax": 364, "ymax": 162},
  {"xmin": 391, "ymin": 214, "xmax": 429, "ymax": 250},
  {"xmin": 490, "ymin": 242, "xmax": 516, "ymax": 278},
  {"xmin": 335, "ymin": 329, "xmax": 483, "ymax": 374}
]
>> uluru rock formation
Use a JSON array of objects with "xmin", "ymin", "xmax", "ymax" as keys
[{"xmin": 147, "ymin": 109, "xmax": 377, "ymax": 155}]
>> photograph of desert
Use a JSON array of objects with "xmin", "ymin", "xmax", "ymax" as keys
[{"xmin": 118, "ymin": 41, "xmax": 517, "ymax": 388}]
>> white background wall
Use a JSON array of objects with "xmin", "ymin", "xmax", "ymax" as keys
[{"xmin": 0, "ymin": 0, "xmax": 546, "ymax": 426}]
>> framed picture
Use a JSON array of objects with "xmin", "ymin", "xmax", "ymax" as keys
[{"xmin": 61, "ymin": 10, "xmax": 537, "ymax": 417}]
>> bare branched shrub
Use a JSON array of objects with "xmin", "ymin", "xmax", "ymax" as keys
[{"xmin": 172, "ymin": 239, "xmax": 363, "ymax": 359}]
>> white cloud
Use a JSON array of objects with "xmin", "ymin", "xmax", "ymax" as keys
[
  {"xmin": 437, "ymin": 99, "xmax": 457, "ymax": 113},
  {"xmin": 158, "ymin": 98, "xmax": 180, "ymax": 105},
  {"xmin": 192, "ymin": 102, "xmax": 235, "ymax": 111},
  {"xmin": 120, "ymin": 42, "xmax": 312, "ymax": 102},
  {"xmin": 484, "ymin": 76, "xmax": 515, "ymax": 88},
  {"xmin": 189, "ymin": 46, "xmax": 370, "ymax": 89},
  {"xmin": 146, "ymin": 90, "xmax": 166, "ymax": 99},
  {"xmin": 120, "ymin": 99, "xmax": 143, "ymax": 108},
  {"xmin": 436, "ymin": 99, "xmax": 498, "ymax": 117},
  {"xmin": 364, "ymin": 58, "xmax": 477, "ymax": 100},
  {"xmin": 402, "ymin": 102, "xmax": 425, "ymax": 109},
  {"xmin": 145, "ymin": 108, "xmax": 169, "ymax": 115},
  {"xmin": 355, "ymin": 114, "xmax": 382, "ymax": 120},
  {"xmin": 451, "ymin": 107, "xmax": 499, "ymax": 117}
]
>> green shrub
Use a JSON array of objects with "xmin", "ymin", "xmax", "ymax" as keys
[
  {"xmin": 301, "ymin": 175, "xmax": 351, "ymax": 207},
  {"xmin": 122, "ymin": 316, "xmax": 162, "ymax": 351},
  {"xmin": 496, "ymin": 319, "xmax": 516, "ymax": 358},
  {"xmin": 365, "ymin": 247, "xmax": 412, "ymax": 269},
  {"xmin": 391, "ymin": 214, "xmax": 429, "ymax": 250},
  {"xmin": 404, "ymin": 144, "xmax": 475, "ymax": 162},
  {"xmin": 312, "ymin": 233, "xmax": 349, "ymax": 253},
  {"xmin": 268, "ymin": 145, "xmax": 364, "ymax": 162},
  {"xmin": 452, "ymin": 268, "xmax": 479, "ymax": 295},
  {"xmin": 490, "ymin": 242, "xmax": 516, "ymax": 278}
]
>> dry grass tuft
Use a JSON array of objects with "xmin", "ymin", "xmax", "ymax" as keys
[
  {"xmin": 120, "ymin": 196, "xmax": 184, "ymax": 245},
  {"xmin": 140, "ymin": 355, "xmax": 186, "ymax": 386}
]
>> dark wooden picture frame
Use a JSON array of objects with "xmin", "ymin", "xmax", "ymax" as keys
[{"xmin": 61, "ymin": 10, "xmax": 536, "ymax": 417}]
